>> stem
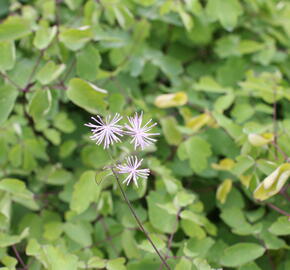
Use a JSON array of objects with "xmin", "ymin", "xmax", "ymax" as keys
[
  {"xmin": 159, "ymin": 208, "xmax": 181, "ymax": 270},
  {"xmin": 110, "ymin": 166, "xmax": 171, "ymax": 270},
  {"xmin": 267, "ymin": 203, "xmax": 290, "ymax": 217},
  {"xmin": 0, "ymin": 72, "xmax": 22, "ymax": 90},
  {"xmin": 12, "ymin": 245, "xmax": 27, "ymax": 269}
]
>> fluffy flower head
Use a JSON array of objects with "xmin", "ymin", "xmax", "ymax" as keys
[
  {"xmin": 85, "ymin": 113, "xmax": 123, "ymax": 149},
  {"xmin": 116, "ymin": 156, "xmax": 150, "ymax": 187},
  {"xmin": 125, "ymin": 112, "xmax": 159, "ymax": 150}
]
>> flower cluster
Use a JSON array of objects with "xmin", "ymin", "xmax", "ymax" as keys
[{"xmin": 85, "ymin": 112, "xmax": 159, "ymax": 187}]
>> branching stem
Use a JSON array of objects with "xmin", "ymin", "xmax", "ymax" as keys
[{"xmin": 108, "ymin": 153, "xmax": 171, "ymax": 269}]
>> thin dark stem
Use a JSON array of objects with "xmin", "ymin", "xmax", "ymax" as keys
[
  {"xmin": 271, "ymin": 142, "xmax": 289, "ymax": 161},
  {"xmin": 267, "ymin": 203, "xmax": 290, "ymax": 217},
  {"xmin": 159, "ymin": 208, "xmax": 181, "ymax": 270},
  {"xmin": 109, "ymin": 166, "xmax": 171, "ymax": 270},
  {"xmin": 12, "ymin": 245, "xmax": 27, "ymax": 269},
  {"xmin": 0, "ymin": 72, "xmax": 22, "ymax": 90}
]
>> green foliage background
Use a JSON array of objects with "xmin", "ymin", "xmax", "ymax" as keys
[{"xmin": 1, "ymin": 0, "xmax": 290, "ymax": 269}]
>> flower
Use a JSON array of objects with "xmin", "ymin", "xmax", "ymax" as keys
[
  {"xmin": 85, "ymin": 113, "xmax": 123, "ymax": 149},
  {"xmin": 125, "ymin": 112, "xmax": 159, "ymax": 150},
  {"xmin": 116, "ymin": 156, "xmax": 150, "ymax": 187}
]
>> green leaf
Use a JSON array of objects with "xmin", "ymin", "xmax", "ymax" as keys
[
  {"xmin": 220, "ymin": 243, "xmax": 265, "ymax": 267},
  {"xmin": 139, "ymin": 234, "xmax": 166, "ymax": 253},
  {"xmin": 177, "ymin": 136, "xmax": 212, "ymax": 173},
  {"xmin": 107, "ymin": 258, "xmax": 126, "ymax": 270},
  {"xmin": 146, "ymin": 191, "xmax": 176, "ymax": 233},
  {"xmin": 0, "ymin": 41, "xmax": 15, "ymax": 71},
  {"xmin": 161, "ymin": 117, "xmax": 182, "ymax": 146},
  {"xmin": 0, "ymin": 179, "xmax": 39, "ymax": 210},
  {"xmin": 36, "ymin": 61, "xmax": 66, "ymax": 85},
  {"xmin": 64, "ymin": 221, "xmax": 92, "ymax": 247},
  {"xmin": 70, "ymin": 170, "xmax": 100, "ymax": 214},
  {"xmin": 269, "ymin": 216, "xmax": 290, "ymax": 236},
  {"xmin": 122, "ymin": 230, "xmax": 140, "ymax": 259},
  {"xmin": 184, "ymin": 237, "xmax": 215, "ymax": 258},
  {"xmin": 0, "ymin": 16, "xmax": 31, "ymax": 41},
  {"xmin": 28, "ymin": 89, "xmax": 52, "ymax": 121},
  {"xmin": 175, "ymin": 258, "xmax": 192, "ymax": 270},
  {"xmin": 59, "ymin": 26, "xmax": 93, "ymax": 51},
  {"xmin": 0, "ymin": 228, "xmax": 29, "ymax": 248},
  {"xmin": 67, "ymin": 78, "xmax": 107, "ymax": 114},
  {"xmin": 0, "ymin": 84, "xmax": 17, "ymax": 125},
  {"xmin": 206, "ymin": 0, "xmax": 243, "ymax": 31},
  {"xmin": 76, "ymin": 44, "xmax": 101, "ymax": 81},
  {"xmin": 33, "ymin": 21, "xmax": 57, "ymax": 50}
]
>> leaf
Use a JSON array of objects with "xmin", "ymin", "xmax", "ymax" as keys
[
  {"xmin": 195, "ymin": 76, "xmax": 231, "ymax": 93},
  {"xmin": 107, "ymin": 258, "xmax": 126, "ymax": 270},
  {"xmin": 186, "ymin": 113, "xmax": 212, "ymax": 132},
  {"xmin": 160, "ymin": 117, "xmax": 182, "ymax": 145},
  {"xmin": 28, "ymin": 89, "xmax": 52, "ymax": 121},
  {"xmin": 0, "ymin": 16, "xmax": 31, "ymax": 41},
  {"xmin": 64, "ymin": 221, "xmax": 92, "ymax": 247},
  {"xmin": 0, "ymin": 84, "xmax": 17, "ymax": 125},
  {"xmin": 206, "ymin": 0, "xmax": 243, "ymax": 31},
  {"xmin": 220, "ymin": 243, "xmax": 265, "ymax": 267},
  {"xmin": 0, "ymin": 178, "xmax": 39, "ymax": 210},
  {"xmin": 254, "ymin": 163, "xmax": 290, "ymax": 201},
  {"xmin": 122, "ymin": 230, "xmax": 140, "ymax": 259},
  {"xmin": 0, "ymin": 228, "xmax": 29, "ymax": 248},
  {"xmin": 59, "ymin": 26, "xmax": 93, "ymax": 51},
  {"xmin": 248, "ymin": 133, "xmax": 274, "ymax": 147},
  {"xmin": 184, "ymin": 237, "xmax": 215, "ymax": 258},
  {"xmin": 67, "ymin": 78, "xmax": 107, "ymax": 114},
  {"xmin": 0, "ymin": 41, "xmax": 15, "ymax": 71},
  {"xmin": 216, "ymin": 179, "xmax": 232, "ymax": 204},
  {"xmin": 33, "ymin": 21, "xmax": 57, "ymax": 50},
  {"xmin": 70, "ymin": 170, "xmax": 100, "ymax": 214},
  {"xmin": 146, "ymin": 191, "xmax": 176, "ymax": 233},
  {"xmin": 76, "ymin": 44, "xmax": 101, "ymax": 81},
  {"xmin": 177, "ymin": 136, "xmax": 212, "ymax": 173},
  {"xmin": 139, "ymin": 234, "xmax": 166, "ymax": 253},
  {"xmin": 36, "ymin": 61, "xmax": 66, "ymax": 85},
  {"xmin": 212, "ymin": 158, "xmax": 236, "ymax": 171},
  {"xmin": 269, "ymin": 217, "xmax": 290, "ymax": 236},
  {"xmin": 154, "ymin": 92, "xmax": 188, "ymax": 108},
  {"xmin": 177, "ymin": 5, "xmax": 193, "ymax": 31},
  {"xmin": 175, "ymin": 258, "xmax": 192, "ymax": 270}
]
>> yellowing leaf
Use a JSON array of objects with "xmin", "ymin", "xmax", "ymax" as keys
[
  {"xmin": 216, "ymin": 179, "xmax": 232, "ymax": 204},
  {"xmin": 212, "ymin": 158, "xmax": 236, "ymax": 171},
  {"xmin": 254, "ymin": 163, "xmax": 290, "ymax": 201},
  {"xmin": 248, "ymin": 133, "xmax": 274, "ymax": 147},
  {"xmin": 186, "ymin": 113, "xmax": 211, "ymax": 132},
  {"xmin": 239, "ymin": 174, "xmax": 252, "ymax": 188},
  {"xmin": 154, "ymin": 91, "xmax": 188, "ymax": 108}
]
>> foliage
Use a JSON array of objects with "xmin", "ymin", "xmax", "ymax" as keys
[{"xmin": 1, "ymin": 0, "xmax": 290, "ymax": 269}]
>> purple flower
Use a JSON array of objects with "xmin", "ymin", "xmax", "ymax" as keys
[
  {"xmin": 116, "ymin": 156, "xmax": 150, "ymax": 187},
  {"xmin": 85, "ymin": 113, "xmax": 123, "ymax": 149},
  {"xmin": 125, "ymin": 112, "xmax": 159, "ymax": 150}
]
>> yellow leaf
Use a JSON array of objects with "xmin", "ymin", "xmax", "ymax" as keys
[
  {"xmin": 212, "ymin": 158, "xmax": 236, "ymax": 171},
  {"xmin": 239, "ymin": 174, "xmax": 252, "ymax": 188},
  {"xmin": 254, "ymin": 163, "xmax": 290, "ymax": 201},
  {"xmin": 186, "ymin": 113, "xmax": 211, "ymax": 131},
  {"xmin": 248, "ymin": 132, "xmax": 274, "ymax": 147},
  {"xmin": 154, "ymin": 91, "xmax": 188, "ymax": 108},
  {"xmin": 216, "ymin": 179, "xmax": 232, "ymax": 204}
]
